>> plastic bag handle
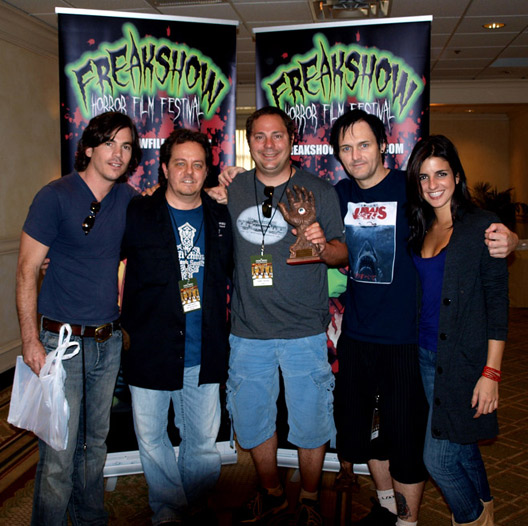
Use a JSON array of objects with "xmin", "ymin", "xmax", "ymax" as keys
[{"xmin": 40, "ymin": 324, "xmax": 80, "ymax": 378}]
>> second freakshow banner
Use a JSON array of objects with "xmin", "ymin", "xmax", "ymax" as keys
[
  {"xmin": 255, "ymin": 16, "xmax": 431, "ymax": 182},
  {"xmin": 57, "ymin": 8, "xmax": 237, "ymax": 190}
]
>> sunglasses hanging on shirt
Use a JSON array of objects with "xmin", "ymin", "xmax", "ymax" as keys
[
  {"xmin": 262, "ymin": 186, "xmax": 274, "ymax": 218},
  {"xmin": 81, "ymin": 201, "xmax": 101, "ymax": 235}
]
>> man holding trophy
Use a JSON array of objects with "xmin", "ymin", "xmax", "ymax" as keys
[{"xmin": 214, "ymin": 106, "xmax": 346, "ymax": 526}]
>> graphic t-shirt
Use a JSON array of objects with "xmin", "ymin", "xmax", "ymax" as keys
[
  {"xmin": 335, "ymin": 169, "xmax": 417, "ymax": 345},
  {"xmin": 168, "ymin": 205, "xmax": 205, "ymax": 366},
  {"xmin": 227, "ymin": 168, "xmax": 344, "ymax": 340},
  {"xmin": 345, "ymin": 200, "xmax": 398, "ymax": 284}
]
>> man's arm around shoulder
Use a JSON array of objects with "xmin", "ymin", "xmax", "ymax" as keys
[
  {"xmin": 16, "ymin": 232, "xmax": 50, "ymax": 375},
  {"xmin": 485, "ymin": 222, "xmax": 519, "ymax": 258}
]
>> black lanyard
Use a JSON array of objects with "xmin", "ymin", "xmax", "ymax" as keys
[{"xmin": 253, "ymin": 167, "xmax": 292, "ymax": 256}]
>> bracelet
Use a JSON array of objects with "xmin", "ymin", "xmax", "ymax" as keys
[{"xmin": 482, "ymin": 366, "xmax": 501, "ymax": 382}]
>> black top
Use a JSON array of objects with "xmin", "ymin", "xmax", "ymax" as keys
[
  {"xmin": 427, "ymin": 208, "xmax": 508, "ymax": 444},
  {"xmin": 121, "ymin": 188, "xmax": 233, "ymax": 390}
]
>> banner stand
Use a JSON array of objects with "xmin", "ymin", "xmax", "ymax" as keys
[{"xmin": 103, "ymin": 445, "xmax": 368, "ymax": 491}]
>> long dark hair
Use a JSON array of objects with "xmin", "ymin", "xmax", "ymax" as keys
[{"xmin": 407, "ymin": 135, "xmax": 473, "ymax": 253}]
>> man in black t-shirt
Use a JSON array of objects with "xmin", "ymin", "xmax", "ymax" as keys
[{"xmin": 330, "ymin": 109, "xmax": 517, "ymax": 526}]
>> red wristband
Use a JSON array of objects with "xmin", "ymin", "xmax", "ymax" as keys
[{"xmin": 482, "ymin": 366, "xmax": 501, "ymax": 382}]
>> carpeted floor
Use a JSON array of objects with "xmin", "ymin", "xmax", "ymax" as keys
[
  {"xmin": 1, "ymin": 308, "xmax": 527, "ymax": 525},
  {"xmin": 0, "ymin": 381, "xmax": 38, "ymax": 507}
]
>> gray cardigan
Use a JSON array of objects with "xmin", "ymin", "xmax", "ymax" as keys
[{"xmin": 427, "ymin": 207, "xmax": 508, "ymax": 444}]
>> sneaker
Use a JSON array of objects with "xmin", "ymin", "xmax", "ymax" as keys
[
  {"xmin": 235, "ymin": 488, "xmax": 288, "ymax": 524},
  {"xmin": 295, "ymin": 498, "xmax": 323, "ymax": 526},
  {"xmin": 353, "ymin": 498, "xmax": 397, "ymax": 525}
]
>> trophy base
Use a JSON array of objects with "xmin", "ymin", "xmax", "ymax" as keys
[{"xmin": 286, "ymin": 255, "xmax": 323, "ymax": 265}]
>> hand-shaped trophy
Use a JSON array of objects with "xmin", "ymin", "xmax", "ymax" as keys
[{"xmin": 278, "ymin": 185, "xmax": 323, "ymax": 265}]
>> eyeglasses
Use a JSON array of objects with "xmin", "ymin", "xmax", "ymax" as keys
[
  {"xmin": 262, "ymin": 186, "xmax": 274, "ymax": 218},
  {"xmin": 82, "ymin": 201, "xmax": 101, "ymax": 235}
]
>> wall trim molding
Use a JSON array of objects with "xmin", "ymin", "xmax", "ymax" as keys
[
  {"xmin": 0, "ymin": 2, "xmax": 57, "ymax": 58},
  {"xmin": 0, "ymin": 237, "xmax": 20, "ymax": 256},
  {"xmin": 430, "ymin": 80, "xmax": 528, "ymax": 105},
  {"xmin": 432, "ymin": 113, "xmax": 509, "ymax": 122}
]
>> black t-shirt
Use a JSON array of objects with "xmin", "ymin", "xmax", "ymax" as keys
[{"xmin": 335, "ymin": 169, "xmax": 417, "ymax": 345}]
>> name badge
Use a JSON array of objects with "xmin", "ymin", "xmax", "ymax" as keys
[
  {"xmin": 179, "ymin": 278, "xmax": 201, "ymax": 312},
  {"xmin": 251, "ymin": 255, "xmax": 273, "ymax": 287}
]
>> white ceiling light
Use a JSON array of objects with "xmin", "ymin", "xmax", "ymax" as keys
[{"xmin": 483, "ymin": 22, "xmax": 506, "ymax": 30}]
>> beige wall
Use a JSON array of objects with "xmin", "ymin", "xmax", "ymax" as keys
[
  {"xmin": 430, "ymin": 113, "xmax": 511, "ymax": 193},
  {"xmin": 509, "ymin": 107, "xmax": 528, "ymax": 205},
  {"xmin": 431, "ymin": 109, "xmax": 528, "ymax": 238},
  {"xmin": 0, "ymin": 14, "xmax": 59, "ymax": 372},
  {"xmin": 0, "ymin": 40, "xmax": 60, "ymax": 238}
]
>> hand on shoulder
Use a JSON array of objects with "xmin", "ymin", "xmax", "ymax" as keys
[
  {"xmin": 484, "ymin": 223, "xmax": 518, "ymax": 258},
  {"xmin": 205, "ymin": 186, "xmax": 228, "ymax": 204},
  {"xmin": 218, "ymin": 166, "xmax": 246, "ymax": 186}
]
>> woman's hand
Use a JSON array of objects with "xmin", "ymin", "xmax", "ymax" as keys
[{"xmin": 471, "ymin": 376, "xmax": 499, "ymax": 418}]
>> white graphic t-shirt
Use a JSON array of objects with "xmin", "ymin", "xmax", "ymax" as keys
[{"xmin": 344, "ymin": 201, "xmax": 397, "ymax": 284}]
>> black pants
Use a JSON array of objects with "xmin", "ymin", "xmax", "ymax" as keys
[{"xmin": 334, "ymin": 334, "xmax": 428, "ymax": 484}]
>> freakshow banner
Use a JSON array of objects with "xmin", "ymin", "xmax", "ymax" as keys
[
  {"xmin": 56, "ymin": 8, "xmax": 238, "ymax": 470},
  {"xmin": 255, "ymin": 16, "xmax": 431, "ymax": 183},
  {"xmin": 57, "ymin": 8, "xmax": 237, "ymax": 190}
]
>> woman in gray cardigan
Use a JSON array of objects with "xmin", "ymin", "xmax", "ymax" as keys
[{"xmin": 406, "ymin": 135, "xmax": 508, "ymax": 526}]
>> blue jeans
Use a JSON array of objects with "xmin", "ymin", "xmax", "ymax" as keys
[
  {"xmin": 419, "ymin": 347, "xmax": 491, "ymax": 523},
  {"xmin": 130, "ymin": 365, "xmax": 221, "ymax": 525},
  {"xmin": 227, "ymin": 333, "xmax": 335, "ymax": 449},
  {"xmin": 32, "ymin": 328, "xmax": 122, "ymax": 526}
]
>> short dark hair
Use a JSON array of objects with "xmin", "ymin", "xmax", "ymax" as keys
[
  {"xmin": 158, "ymin": 128, "xmax": 212, "ymax": 188},
  {"xmin": 407, "ymin": 135, "xmax": 473, "ymax": 253},
  {"xmin": 245, "ymin": 106, "xmax": 297, "ymax": 145},
  {"xmin": 330, "ymin": 109, "xmax": 388, "ymax": 162},
  {"xmin": 74, "ymin": 112, "xmax": 142, "ymax": 176}
]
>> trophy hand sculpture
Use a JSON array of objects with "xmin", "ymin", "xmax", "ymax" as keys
[{"xmin": 277, "ymin": 184, "xmax": 323, "ymax": 265}]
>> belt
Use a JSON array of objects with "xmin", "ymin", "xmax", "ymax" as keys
[{"xmin": 42, "ymin": 317, "xmax": 120, "ymax": 343}]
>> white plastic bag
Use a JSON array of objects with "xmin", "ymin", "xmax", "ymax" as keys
[{"xmin": 8, "ymin": 324, "xmax": 80, "ymax": 451}]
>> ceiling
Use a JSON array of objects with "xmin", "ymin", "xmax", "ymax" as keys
[{"xmin": 3, "ymin": 0, "xmax": 528, "ymax": 87}]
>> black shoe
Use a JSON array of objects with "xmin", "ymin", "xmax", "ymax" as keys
[
  {"xmin": 295, "ymin": 498, "xmax": 323, "ymax": 526},
  {"xmin": 235, "ymin": 488, "xmax": 288, "ymax": 524},
  {"xmin": 353, "ymin": 498, "xmax": 397, "ymax": 525}
]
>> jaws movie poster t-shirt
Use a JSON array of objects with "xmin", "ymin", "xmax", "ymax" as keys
[{"xmin": 335, "ymin": 169, "xmax": 417, "ymax": 345}]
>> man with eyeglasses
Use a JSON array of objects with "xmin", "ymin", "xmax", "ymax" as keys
[
  {"xmin": 119, "ymin": 129, "xmax": 233, "ymax": 526},
  {"xmin": 16, "ymin": 111, "xmax": 141, "ymax": 525},
  {"xmin": 213, "ymin": 106, "xmax": 346, "ymax": 526}
]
